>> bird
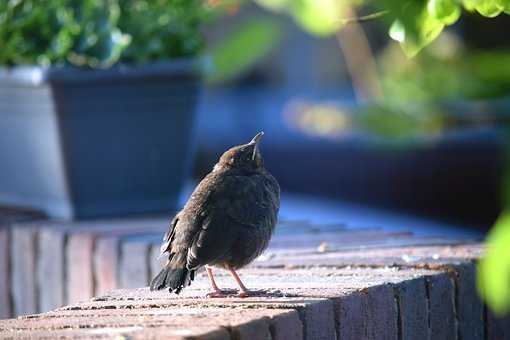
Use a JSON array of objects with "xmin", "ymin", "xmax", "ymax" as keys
[{"xmin": 150, "ymin": 132, "xmax": 280, "ymax": 297}]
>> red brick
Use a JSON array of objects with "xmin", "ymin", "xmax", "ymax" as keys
[
  {"xmin": 269, "ymin": 228, "xmax": 414, "ymax": 253},
  {"xmin": 452, "ymin": 263, "xmax": 484, "ymax": 340},
  {"xmin": 297, "ymin": 299, "xmax": 336, "ymax": 340},
  {"xmin": 132, "ymin": 327, "xmax": 231, "ymax": 340},
  {"xmin": 37, "ymin": 228, "xmax": 65, "ymax": 312},
  {"xmin": 0, "ymin": 228, "xmax": 10, "ymax": 319},
  {"xmin": 194, "ymin": 328, "xmax": 232, "ymax": 340},
  {"xmin": 335, "ymin": 291, "xmax": 366, "ymax": 339},
  {"xmin": 150, "ymin": 243, "xmax": 166, "ymax": 279},
  {"xmin": 10, "ymin": 226, "xmax": 38, "ymax": 316},
  {"xmin": 426, "ymin": 272, "xmax": 456, "ymax": 340},
  {"xmin": 231, "ymin": 318, "xmax": 271, "ymax": 340},
  {"xmin": 269, "ymin": 310, "xmax": 303, "ymax": 340},
  {"xmin": 365, "ymin": 284, "xmax": 398, "ymax": 340},
  {"xmin": 66, "ymin": 233, "xmax": 95, "ymax": 304},
  {"xmin": 395, "ymin": 277, "xmax": 428, "ymax": 340},
  {"xmin": 38, "ymin": 217, "xmax": 167, "ymax": 239},
  {"xmin": 254, "ymin": 243, "xmax": 483, "ymax": 268},
  {"xmin": 486, "ymin": 310, "xmax": 510, "ymax": 340},
  {"xmin": 94, "ymin": 236, "xmax": 119, "ymax": 295},
  {"xmin": 120, "ymin": 241, "xmax": 150, "ymax": 289}
]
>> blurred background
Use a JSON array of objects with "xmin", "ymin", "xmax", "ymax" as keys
[
  {"xmin": 194, "ymin": 1, "xmax": 510, "ymax": 231},
  {"xmin": 2, "ymin": 0, "xmax": 510, "ymax": 320},
  {"xmin": 2, "ymin": 0, "xmax": 510, "ymax": 229}
]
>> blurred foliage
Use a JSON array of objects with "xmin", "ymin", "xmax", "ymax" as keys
[
  {"xmin": 283, "ymin": 100, "xmax": 352, "ymax": 138},
  {"xmin": 0, "ymin": 0, "xmax": 209, "ymax": 67},
  {"xmin": 379, "ymin": 33, "xmax": 510, "ymax": 101},
  {"xmin": 253, "ymin": 0, "xmax": 510, "ymax": 56},
  {"xmin": 478, "ymin": 210, "xmax": 510, "ymax": 316},
  {"xmin": 254, "ymin": 0, "xmax": 348, "ymax": 36},
  {"xmin": 206, "ymin": 16, "xmax": 283, "ymax": 84},
  {"xmin": 478, "ymin": 129, "xmax": 510, "ymax": 316},
  {"xmin": 284, "ymin": 99, "xmax": 444, "ymax": 142},
  {"xmin": 342, "ymin": 33, "xmax": 510, "ymax": 142},
  {"xmin": 380, "ymin": 0, "xmax": 509, "ymax": 56},
  {"xmin": 355, "ymin": 102, "xmax": 444, "ymax": 139}
]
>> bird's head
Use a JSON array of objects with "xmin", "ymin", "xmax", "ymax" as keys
[{"xmin": 218, "ymin": 132, "xmax": 265, "ymax": 170}]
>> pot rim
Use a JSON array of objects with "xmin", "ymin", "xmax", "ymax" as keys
[{"xmin": 0, "ymin": 57, "xmax": 209, "ymax": 86}]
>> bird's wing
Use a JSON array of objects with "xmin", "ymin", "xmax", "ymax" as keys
[
  {"xmin": 186, "ymin": 208, "xmax": 238, "ymax": 269},
  {"xmin": 159, "ymin": 214, "xmax": 179, "ymax": 258}
]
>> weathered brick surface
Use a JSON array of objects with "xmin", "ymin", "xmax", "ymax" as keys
[
  {"xmin": 254, "ymin": 243, "xmax": 483, "ymax": 269},
  {"xmin": 0, "ymin": 216, "xmax": 488, "ymax": 338},
  {"xmin": 365, "ymin": 284, "xmax": 398, "ymax": 340},
  {"xmin": 120, "ymin": 240, "xmax": 150, "ymax": 289},
  {"xmin": 297, "ymin": 299, "xmax": 336, "ymax": 340},
  {"xmin": 192, "ymin": 328, "xmax": 232, "ymax": 340},
  {"xmin": 335, "ymin": 291, "xmax": 366, "ymax": 339},
  {"xmin": 0, "ymin": 207, "xmax": 45, "ymax": 226},
  {"xmin": 150, "ymin": 243, "xmax": 166, "ymax": 278},
  {"xmin": 94, "ymin": 236, "xmax": 119, "ymax": 295},
  {"xmin": 453, "ymin": 263, "xmax": 485, "ymax": 340},
  {"xmin": 37, "ymin": 228, "xmax": 65, "ymax": 312},
  {"xmin": 269, "ymin": 310, "xmax": 303, "ymax": 340},
  {"xmin": 0, "ymin": 261, "xmax": 487, "ymax": 340},
  {"xmin": 426, "ymin": 272, "xmax": 456, "ymax": 340},
  {"xmin": 0, "ymin": 228, "xmax": 10, "ymax": 319},
  {"xmin": 66, "ymin": 233, "xmax": 95, "ymax": 304},
  {"xmin": 11, "ymin": 227, "xmax": 38, "ymax": 316},
  {"xmin": 486, "ymin": 310, "xmax": 510, "ymax": 340},
  {"xmin": 395, "ymin": 277, "xmax": 428, "ymax": 340},
  {"xmin": 231, "ymin": 318, "xmax": 272, "ymax": 340}
]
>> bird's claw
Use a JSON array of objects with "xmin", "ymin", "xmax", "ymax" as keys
[{"xmin": 237, "ymin": 290, "xmax": 250, "ymax": 298}]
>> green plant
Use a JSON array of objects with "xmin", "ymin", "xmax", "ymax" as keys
[
  {"xmin": 0, "ymin": 0, "xmax": 209, "ymax": 68},
  {"xmin": 254, "ymin": 0, "xmax": 510, "ymax": 56}
]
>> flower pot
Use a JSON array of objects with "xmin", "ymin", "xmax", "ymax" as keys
[{"xmin": 0, "ymin": 61, "xmax": 200, "ymax": 219}]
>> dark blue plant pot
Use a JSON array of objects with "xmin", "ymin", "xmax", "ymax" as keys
[{"xmin": 0, "ymin": 61, "xmax": 201, "ymax": 219}]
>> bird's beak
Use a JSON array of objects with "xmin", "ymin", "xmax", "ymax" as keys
[
  {"xmin": 249, "ymin": 131, "xmax": 264, "ymax": 146},
  {"xmin": 249, "ymin": 131, "xmax": 264, "ymax": 160}
]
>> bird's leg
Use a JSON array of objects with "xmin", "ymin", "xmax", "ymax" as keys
[
  {"xmin": 205, "ymin": 266, "xmax": 227, "ymax": 298},
  {"xmin": 226, "ymin": 264, "xmax": 251, "ymax": 298}
]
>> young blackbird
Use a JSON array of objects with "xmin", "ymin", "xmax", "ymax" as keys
[{"xmin": 150, "ymin": 132, "xmax": 280, "ymax": 297}]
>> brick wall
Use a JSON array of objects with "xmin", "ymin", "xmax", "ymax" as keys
[{"xmin": 1, "ymin": 213, "xmax": 508, "ymax": 339}]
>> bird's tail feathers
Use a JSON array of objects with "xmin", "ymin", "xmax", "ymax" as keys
[{"xmin": 149, "ymin": 266, "xmax": 195, "ymax": 294}]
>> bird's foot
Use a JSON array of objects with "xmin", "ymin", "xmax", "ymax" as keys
[
  {"xmin": 206, "ymin": 289, "xmax": 228, "ymax": 298},
  {"xmin": 237, "ymin": 290, "xmax": 250, "ymax": 298}
]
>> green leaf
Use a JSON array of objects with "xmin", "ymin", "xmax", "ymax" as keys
[
  {"xmin": 206, "ymin": 17, "xmax": 283, "ymax": 84},
  {"xmin": 427, "ymin": 0, "xmax": 462, "ymax": 24},
  {"xmin": 475, "ymin": 0, "xmax": 504, "ymax": 16},
  {"xmin": 478, "ymin": 211, "xmax": 510, "ymax": 316},
  {"xmin": 462, "ymin": 0, "xmax": 482, "ymax": 11},
  {"xmin": 290, "ymin": 0, "xmax": 346, "ymax": 36},
  {"xmin": 389, "ymin": 19, "xmax": 405, "ymax": 42},
  {"xmin": 496, "ymin": 0, "xmax": 510, "ymax": 12},
  {"xmin": 388, "ymin": 3, "xmax": 445, "ymax": 57},
  {"xmin": 253, "ymin": 0, "xmax": 346, "ymax": 36}
]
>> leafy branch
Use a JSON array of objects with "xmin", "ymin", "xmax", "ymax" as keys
[{"xmin": 254, "ymin": 0, "xmax": 510, "ymax": 56}]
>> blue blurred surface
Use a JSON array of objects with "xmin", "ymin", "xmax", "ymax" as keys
[{"xmin": 192, "ymin": 86, "xmax": 504, "ymax": 230}]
